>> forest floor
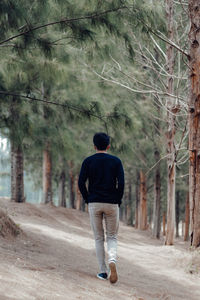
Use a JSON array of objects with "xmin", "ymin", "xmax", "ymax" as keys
[{"xmin": 0, "ymin": 197, "xmax": 200, "ymax": 300}]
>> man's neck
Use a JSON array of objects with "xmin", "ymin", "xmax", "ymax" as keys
[{"xmin": 96, "ymin": 150, "xmax": 107, "ymax": 154}]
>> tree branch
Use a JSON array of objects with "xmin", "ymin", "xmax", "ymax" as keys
[
  {"xmin": 0, "ymin": 91, "xmax": 103, "ymax": 120},
  {"xmin": 0, "ymin": 6, "xmax": 126, "ymax": 46},
  {"xmin": 91, "ymin": 68, "xmax": 187, "ymax": 105},
  {"xmin": 125, "ymin": 5, "xmax": 189, "ymax": 58}
]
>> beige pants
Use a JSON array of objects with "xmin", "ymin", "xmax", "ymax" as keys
[{"xmin": 88, "ymin": 202, "xmax": 119, "ymax": 273}]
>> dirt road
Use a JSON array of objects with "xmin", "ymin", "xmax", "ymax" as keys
[{"xmin": 0, "ymin": 198, "xmax": 199, "ymax": 300}]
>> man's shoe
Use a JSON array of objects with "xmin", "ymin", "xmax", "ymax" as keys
[
  {"xmin": 97, "ymin": 272, "xmax": 108, "ymax": 280},
  {"xmin": 109, "ymin": 262, "xmax": 118, "ymax": 284}
]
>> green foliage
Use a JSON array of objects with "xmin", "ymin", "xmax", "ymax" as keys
[{"xmin": 0, "ymin": 0, "xmax": 189, "ymax": 221}]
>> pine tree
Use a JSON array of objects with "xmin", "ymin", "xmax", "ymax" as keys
[{"xmin": 188, "ymin": 0, "xmax": 200, "ymax": 248}]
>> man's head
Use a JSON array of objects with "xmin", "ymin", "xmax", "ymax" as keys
[{"xmin": 93, "ymin": 132, "xmax": 110, "ymax": 151}]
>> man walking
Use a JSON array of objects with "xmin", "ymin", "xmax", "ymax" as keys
[{"xmin": 78, "ymin": 132, "xmax": 124, "ymax": 283}]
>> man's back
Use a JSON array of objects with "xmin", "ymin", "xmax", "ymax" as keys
[
  {"xmin": 78, "ymin": 132, "xmax": 124, "ymax": 283},
  {"xmin": 78, "ymin": 153, "xmax": 124, "ymax": 205}
]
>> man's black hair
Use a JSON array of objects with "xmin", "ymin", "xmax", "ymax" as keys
[{"xmin": 93, "ymin": 132, "xmax": 110, "ymax": 150}]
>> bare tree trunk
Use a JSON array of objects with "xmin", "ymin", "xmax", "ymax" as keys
[
  {"xmin": 58, "ymin": 170, "xmax": 66, "ymax": 207},
  {"xmin": 188, "ymin": 0, "xmax": 200, "ymax": 248},
  {"xmin": 183, "ymin": 221, "xmax": 186, "ymax": 238},
  {"xmin": 184, "ymin": 191, "xmax": 190, "ymax": 241},
  {"xmin": 75, "ymin": 175, "xmax": 81, "ymax": 210},
  {"xmin": 43, "ymin": 142, "xmax": 52, "ymax": 203},
  {"xmin": 148, "ymin": 206, "xmax": 152, "ymax": 231},
  {"xmin": 152, "ymin": 150, "xmax": 161, "ymax": 238},
  {"xmin": 165, "ymin": 0, "xmax": 176, "ymax": 245},
  {"xmin": 163, "ymin": 212, "xmax": 166, "ymax": 236},
  {"xmin": 11, "ymin": 142, "xmax": 16, "ymax": 202},
  {"xmin": 124, "ymin": 188, "xmax": 128, "ymax": 223},
  {"xmin": 69, "ymin": 161, "xmax": 75, "ymax": 209},
  {"xmin": 175, "ymin": 191, "xmax": 180, "ymax": 238},
  {"xmin": 127, "ymin": 181, "xmax": 133, "ymax": 225},
  {"xmin": 11, "ymin": 143, "xmax": 25, "ymax": 203},
  {"xmin": 139, "ymin": 170, "xmax": 147, "ymax": 230},
  {"xmin": 135, "ymin": 171, "xmax": 140, "ymax": 228}
]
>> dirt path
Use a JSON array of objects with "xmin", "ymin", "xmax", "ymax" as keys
[{"xmin": 0, "ymin": 198, "xmax": 199, "ymax": 300}]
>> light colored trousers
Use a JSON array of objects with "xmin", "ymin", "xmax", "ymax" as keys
[{"xmin": 88, "ymin": 202, "xmax": 119, "ymax": 273}]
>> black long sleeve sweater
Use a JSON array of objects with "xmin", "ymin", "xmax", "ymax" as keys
[{"xmin": 78, "ymin": 153, "xmax": 124, "ymax": 206}]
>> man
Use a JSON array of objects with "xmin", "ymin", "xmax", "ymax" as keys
[{"xmin": 78, "ymin": 132, "xmax": 124, "ymax": 284}]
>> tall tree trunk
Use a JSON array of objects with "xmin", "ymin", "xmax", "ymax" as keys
[
  {"xmin": 165, "ymin": 0, "xmax": 176, "ymax": 245},
  {"xmin": 11, "ymin": 142, "xmax": 16, "ymax": 201},
  {"xmin": 11, "ymin": 143, "xmax": 25, "ymax": 203},
  {"xmin": 58, "ymin": 170, "xmax": 66, "ymax": 207},
  {"xmin": 135, "ymin": 171, "xmax": 140, "ymax": 229},
  {"xmin": 75, "ymin": 175, "xmax": 81, "ymax": 210},
  {"xmin": 148, "ymin": 206, "xmax": 152, "ymax": 231},
  {"xmin": 127, "ymin": 181, "xmax": 133, "ymax": 225},
  {"xmin": 175, "ymin": 191, "xmax": 180, "ymax": 238},
  {"xmin": 43, "ymin": 142, "xmax": 52, "ymax": 203},
  {"xmin": 152, "ymin": 150, "xmax": 161, "ymax": 238},
  {"xmin": 69, "ymin": 161, "xmax": 75, "ymax": 209},
  {"xmin": 182, "ymin": 221, "xmax": 185, "ymax": 237},
  {"xmin": 124, "ymin": 188, "xmax": 128, "ymax": 223},
  {"xmin": 139, "ymin": 170, "xmax": 147, "ymax": 230},
  {"xmin": 188, "ymin": 0, "xmax": 200, "ymax": 248},
  {"xmin": 163, "ymin": 212, "xmax": 166, "ymax": 236},
  {"xmin": 184, "ymin": 191, "xmax": 190, "ymax": 241}
]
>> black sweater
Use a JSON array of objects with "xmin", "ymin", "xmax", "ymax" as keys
[{"xmin": 78, "ymin": 153, "xmax": 124, "ymax": 206}]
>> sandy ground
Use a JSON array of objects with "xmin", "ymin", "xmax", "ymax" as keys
[{"xmin": 0, "ymin": 198, "xmax": 200, "ymax": 300}]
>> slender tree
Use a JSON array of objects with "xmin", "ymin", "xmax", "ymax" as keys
[
  {"xmin": 188, "ymin": 0, "xmax": 200, "ymax": 247},
  {"xmin": 152, "ymin": 150, "xmax": 161, "ymax": 238},
  {"xmin": 184, "ymin": 191, "xmax": 190, "ymax": 241},
  {"xmin": 43, "ymin": 141, "xmax": 52, "ymax": 203},
  {"xmin": 175, "ymin": 191, "xmax": 180, "ymax": 238},
  {"xmin": 135, "ymin": 171, "xmax": 140, "ymax": 229},
  {"xmin": 139, "ymin": 170, "xmax": 147, "ymax": 230},
  {"xmin": 165, "ymin": 0, "xmax": 176, "ymax": 245}
]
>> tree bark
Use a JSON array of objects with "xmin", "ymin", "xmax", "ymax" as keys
[
  {"xmin": 182, "ymin": 221, "xmax": 185, "ymax": 237},
  {"xmin": 175, "ymin": 191, "xmax": 180, "ymax": 238},
  {"xmin": 69, "ymin": 161, "xmax": 75, "ymax": 209},
  {"xmin": 75, "ymin": 175, "xmax": 81, "ymax": 210},
  {"xmin": 163, "ymin": 212, "xmax": 166, "ymax": 236},
  {"xmin": 135, "ymin": 171, "xmax": 140, "ymax": 229},
  {"xmin": 165, "ymin": 162, "xmax": 176, "ymax": 245},
  {"xmin": 11, "ymin": 143, "xmax": 25, "ymax": 203},
  {"xmin": 139, "ymin": 170, "xmax": 147, "ymax": 230},
  {"xmin": 188, "ymin": 0, "xmax": 200, "ymax": 248},
  {"xmin": 43, "ymin": 142, "xmax": 52, "ymax": 203},
  {"xmin": 58, "ymin": 170, "xmax": 66, "ymax": 207},
  {"xmin": 124, "ymin": 188, "xmax": 128, "ymax": 223},
  {"xmin": 152, "ymin": 150, "xmax": 161, "ymax": 238},
  {"xmin": 165, "ymin": 0, "xmax": 176, "ymax": 245},
  {"xmin": 184, "ymin": 191, "xmax": 190, "ymax": 241},
  {"xmin": 11, "ymin": 142, "xmax": 16, "ymax": 202},
  {"xmin": 127, "ymin": 181, "xmax": 133, "ymax": 225}
]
